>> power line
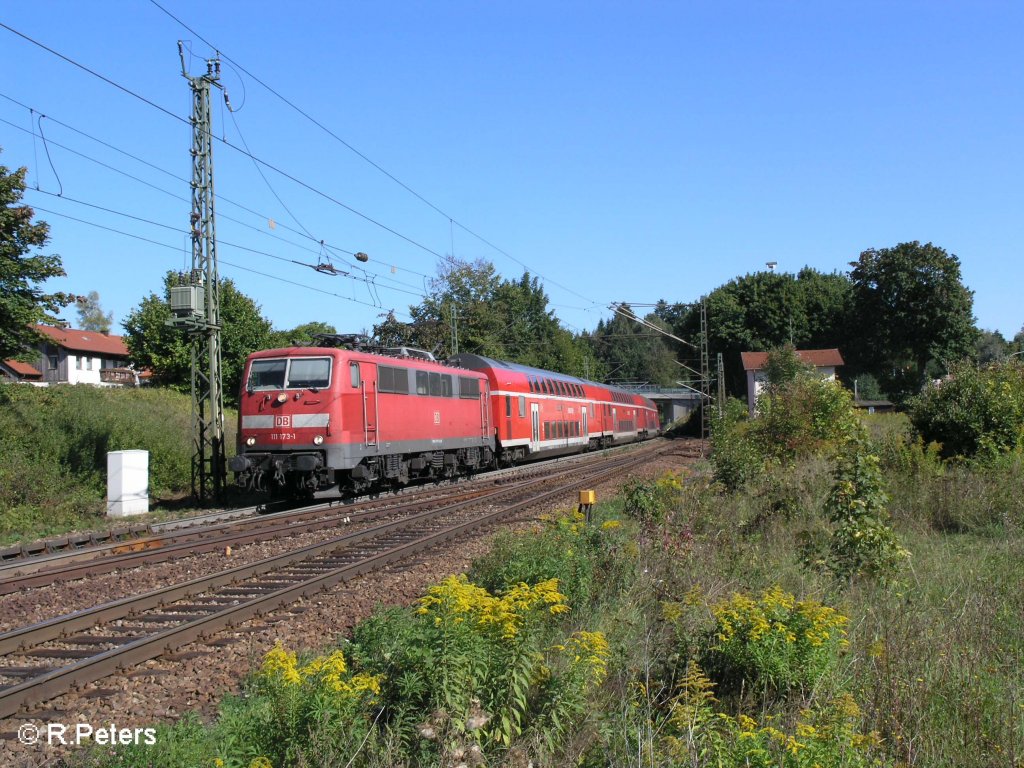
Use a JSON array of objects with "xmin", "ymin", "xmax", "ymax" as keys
[
  {"xmin": 2, "ymin": 19, "xmax": 614, "ymax": 328},
  {"xmin": 28, "ymin": 201, "xmax": 425, "ymax": 311},
  {"xmin": 1, "ymin": 104, "xmax": 432, "ymax": 295},
  {"xmin": 0, "ymin": 22, "xmax": 446, "ymax": 260},
  {"xmin": 28, "ymin": 190, "xmax": 427, "ymax": 301},
  {"xmin": 145, "ymin": 1, "xmax": 608, "ymax": 312}
]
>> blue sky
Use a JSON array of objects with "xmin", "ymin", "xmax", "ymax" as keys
[{"xmin": 1, "ymin": 1, "xmax": 1021, "ymax": 341}]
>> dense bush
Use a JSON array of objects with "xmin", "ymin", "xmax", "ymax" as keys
[
  {"xmin": 709, "ymin": 398, "xmax": 767, "ymax": 490},
  {"xmin": 703, "ymin": 586, "xmax": 849, "ymax": 694},
  {"xmin": 757, "ymin": 373, "xmax": 859, "ymax": 459},
  {"xmin": 709, "ymin": 347, "xmax": 860, "ymax": 491},
  {"xmin": 910, "ymin": 360, "xmax": 1024, "ymax": 459},
  {"xmin": 819, "ymin": 442, "xmax": 909, "ymax": 582}
]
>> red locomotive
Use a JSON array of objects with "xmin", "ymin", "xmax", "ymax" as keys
[{"xmin": 229, "ymin": 336, "xmax": 660, "ymax": 498}]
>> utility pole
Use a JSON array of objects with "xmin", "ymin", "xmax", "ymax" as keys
[
  {"xmin": 699, "ymin": 299, "xmax": 711, "ymax": 447},
  {"xmin": 716, "ymin": 352, "xmax": 725, "ymax": 418},
  {"xmin": 450, "ymin": 305, "xmax": 459, "ymax": 356},
  {"xmin": 168, "ymin": 43, "xmax": 226, "ymax": 504}
]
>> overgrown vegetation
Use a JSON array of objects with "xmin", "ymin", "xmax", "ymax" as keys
[
  {"xmin": 910, "ymin": 359, "xmax": 1024, "ymax": 459},
  {"xmin": 73, "ymin": 350, "xmax": 1023, "ymax": 767},
  {"xmin": 0, "ymin": 384, "xmax": 234, "ymax": 544}
]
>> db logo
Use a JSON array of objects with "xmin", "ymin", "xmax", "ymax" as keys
[
  {"xmin": 275, "ymin": 415, "xmax": 291, "ymax": 427},
  {"xmin": 433, "ymin": 411, "xmax": 441, "ymax": 425}
]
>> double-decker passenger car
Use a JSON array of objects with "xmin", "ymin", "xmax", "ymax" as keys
[
  {"xmin": 450, "ymin": 353, "xmax": 660, "ymax": 464},
  {"xmin": 229, "ymin": 337, "xmax": 493, "ymax": 497}
]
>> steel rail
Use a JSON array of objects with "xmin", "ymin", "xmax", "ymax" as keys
[
  {"xmin": 0, "ymin": 441, "xmax": 663, "ymax": 579},
  {"xmin": 0, "ymin": 444, "xmax": 663, "ymax": 594},
  {"xmin": 0, "ymin": 449, "xmax": 654, "ymax": 718}
]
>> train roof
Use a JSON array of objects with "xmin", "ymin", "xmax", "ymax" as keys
[{"xmin": 449, "ymin": 353, "xmax": 648, "ymax": 400}]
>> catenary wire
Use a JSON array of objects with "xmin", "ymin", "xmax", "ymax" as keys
[
  {"xmin": 145, "ymin": 1, "xmax": 608, "ymax": 310},
  {"xmin": 0, "ymin": 108, "xmax": 432, "ymax": 295},
  {"xmin": 0, "ymin": 21, "xmax": 446, "ymax": 261},
  {"xmin": 26, "ymin": 190, "xmax": 429, "ymax": 302},
  {"xmin": 27, "ymin": 203, "xmax": 416, "ymax": 318}
]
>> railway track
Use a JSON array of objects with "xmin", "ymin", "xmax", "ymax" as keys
[
  {"xmin": 0, "ymin": 445, "xmax": 660, "ymax": 719},
  {"xmin": 0, "ymin": 442, "xmax": 665, "ymax": 594}
]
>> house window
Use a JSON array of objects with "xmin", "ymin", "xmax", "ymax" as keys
[
  {"xmin": 86, "ymin": 358, "xmax": 93, "ymax": 371},
  {"xmin": 48, "ymin": 355, "xmax": 58, "ymax": 369},
  {"xmin": 76, "ymin": 356, "xmax": 82, "ymax": 370}
]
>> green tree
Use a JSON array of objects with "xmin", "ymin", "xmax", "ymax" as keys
[
  {"xmin": 267, "ymin": 321, "xmax": 337, "ymax": 349},
  {"xmin": 75, "ymin": 290, "xmax": 113, "ymax": 333},
  {"xmin": 373, "ymin": 257, "xmax": 596, "ymax": 378},
  {"xmin": 0, "ymin": 153, "xmax": 74, "ymax": 359},
  {"xmin": 122, "ymin": 272, "xmax": 272, "ymax": 403},
  {"xmin": 589, "ymin": 304, "xmax": 678, "ymax": 386},
  {"xmin": 663, "ymin": 268, "xmax": 853, "ymax": 395},
  {"xmin": 849, "ymin": 241, "xmax": 977, "ymax": 398},
  {"xmin": 974, "ymin": 329, "xmax": 1010, "ymax": 364}
]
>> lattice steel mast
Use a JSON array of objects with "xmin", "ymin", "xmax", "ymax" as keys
[
  {"xmin": 170, "ymin": 43, "xmax": 225, "ymax": 504},
  {"xmin": 699, "ymin": 299, "xmax": 712, "ymax": 444}
]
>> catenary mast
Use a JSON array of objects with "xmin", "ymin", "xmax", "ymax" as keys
[{"xmin": 169, "ymin": 43, "xmax": 226, "ymax": 503}]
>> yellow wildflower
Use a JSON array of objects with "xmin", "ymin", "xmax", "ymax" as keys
[{"xmin": 261, "ymin": 643, "xmax": 300, "ymax": 685}]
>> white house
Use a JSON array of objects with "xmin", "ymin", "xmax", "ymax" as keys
[
  {"xmin": 32, "ymin": 325, "xmax": 140, "ymax": 387},
  {"xmin": 740, "ymin": 348, "xmax": 844, "ymax": 416}
]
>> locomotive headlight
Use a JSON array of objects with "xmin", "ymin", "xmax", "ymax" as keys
[
  {"xmin": 313, "ymin": 435, "xmax": 324, "ymax": 445},
  {"xmin": 246, "ymin": 436, "xmax": 256, "ymax": 446},
  {"xmin": 276, "ymin": 392, "xmax": 288, "ymax": 403}
]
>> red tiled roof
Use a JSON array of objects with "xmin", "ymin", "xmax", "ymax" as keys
[
  {"xmin": 33, "ymin": 325, "xmax": 129, "ymax": 357},
  {"xmin": 741, "ymin": 348, "xmax": 844, "ymax": 371},
  {"xmin": 2, "ymin": 359, "xmax": 42, "ymax": 378}
]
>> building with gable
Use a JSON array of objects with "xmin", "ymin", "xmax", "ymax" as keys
[
  {"xmin": 29, "ymin": 325, "xmax": 140, "ymax": 387},
  {"xmin": 740, "ymin": 348, "xmax": 844, "ymax": 415}
]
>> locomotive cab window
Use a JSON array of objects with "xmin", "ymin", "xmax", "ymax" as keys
[
  {"xmin": 247, "ymin": 359, "xmax": 287, "ymax": 390},
  {"xmin": 289, "ymin": 358, "xmax": 331, "ymax": 389},
  {"xmin": 349, "ymin": 362, "xmax": 361, "ymax": 388},
  {"xmin": 248, "ymin": 357, "xmax": 332, "ymax": 391}
]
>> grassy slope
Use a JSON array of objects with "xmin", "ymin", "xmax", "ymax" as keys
[{"xmin": 0, "ymin": 383, "xmax": 237, "ymax": 545}]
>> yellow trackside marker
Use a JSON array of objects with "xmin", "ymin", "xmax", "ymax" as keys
[{"xmin": 578, "ymin": 489, "xmax": 596, "ymax": 523}]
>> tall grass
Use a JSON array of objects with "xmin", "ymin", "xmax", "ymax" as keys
[{"xmin": 0, "ymin": 384, "xmax": 235, "ymax": 544}]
